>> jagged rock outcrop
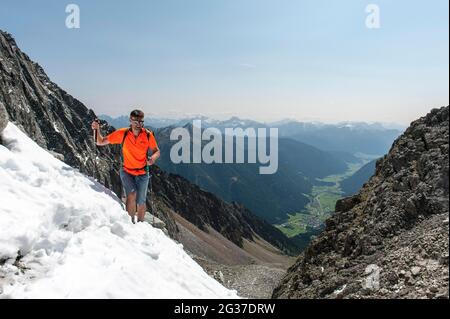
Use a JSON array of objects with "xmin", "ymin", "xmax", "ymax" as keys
[
  {"xmin": 0, "ymin": 30, "xmax": 299, "ymax": 257},
  {"xmin": 273, "ymin": 106, "xmax": 449, "ymax": 299}
]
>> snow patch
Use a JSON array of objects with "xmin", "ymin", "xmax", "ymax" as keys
[{"xmin": 0, "ymin": 123, "xmax": 238, "ymax": 299}]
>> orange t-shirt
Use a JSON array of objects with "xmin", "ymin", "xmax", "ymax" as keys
[{"xmin": 107, "ymin": 128, "xmax": 159, "ymax": 176}]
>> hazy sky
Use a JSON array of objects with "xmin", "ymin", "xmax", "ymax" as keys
[{"xmin": 1, "ymin": 0, "xmax": 448, "ymax": 124}]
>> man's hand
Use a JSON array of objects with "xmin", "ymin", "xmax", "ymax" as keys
[
  {"xmin": 147, "ymin": 156, "xmax": 156, "ymax": 166},
  {"xmin": 91, "ymin": 120, "xmax": 109, "ymax": 146},
  {"xmin": 91, "ymin": 120, "xmax": 100, "ymax": 131},
  {"xmin": 147, "ymin": 148, "xmax": 160, "ymax": 165}
]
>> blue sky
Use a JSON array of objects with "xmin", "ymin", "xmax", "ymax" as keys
[{"xmin": 1, "ymin": 0, "xmax": 448, "ymax": 124}]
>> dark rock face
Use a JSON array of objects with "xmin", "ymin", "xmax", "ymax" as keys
[
  {"xmin": 0, "ymin": 30, "xmax": 299, "ymax": 256},
  {"xmin": 0, "ymin": 101, "xmax": 7, "ymax": 143},
  {"xmin": 273, "ymin": 106, "xmax": 449, "ymax": 299}
]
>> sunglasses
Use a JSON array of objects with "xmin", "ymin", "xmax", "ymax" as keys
[{"xmin": 130, "ymin": 119, "xmax": 144, "ymax": 125}]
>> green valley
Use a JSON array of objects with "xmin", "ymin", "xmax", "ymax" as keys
[{"xmin": 275, "ymin": 161, "xmax": 369, "ymax": 238}]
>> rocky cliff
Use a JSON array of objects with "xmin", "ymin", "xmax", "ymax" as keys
[
  {"xmin": 0, "ymin": 30, "xmax": 122, "ymax": 196},
  {"xmin": 273, "ymin": 106, "xmax": 449, "ymax": 299}
]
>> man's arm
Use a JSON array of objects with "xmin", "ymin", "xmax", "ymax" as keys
[
  {"xmin": 148, "ymin": 147, "xmax": 160, "ymax": 165},
  {"xmin": 91, "ymin": 121, "xmax": 110, "ymax": 146},
  {"xmin": 147, "ymin": 132, "xmax": 160, "ymax": 165}
]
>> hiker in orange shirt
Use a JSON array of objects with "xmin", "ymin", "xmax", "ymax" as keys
[{"xmin": 92, "ymin": 109, "xmax": 160, "ymax": 224}]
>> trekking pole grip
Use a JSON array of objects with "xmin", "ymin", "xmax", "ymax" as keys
[{"xmin": 93, "ymin": 118, "xmax": 99, "ymax": 144}]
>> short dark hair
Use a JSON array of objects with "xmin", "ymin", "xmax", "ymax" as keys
[{"xmin": 130, "ymin": 109, "xmax": 144, "ymax": 119}]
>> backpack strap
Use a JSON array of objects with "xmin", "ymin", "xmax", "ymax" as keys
[
  {"xmin": 121, "ymin": 128, "xmax": 131, "ymax": 149},
  {"xmin": 144, "ymin": 128, "xmax": 152, "ymax": 142},
  {"xmin": 120, "ymin": 128, "xmax": 154, "ymax": 174},
  {"xmin": 120, "ymin": 128, "xmax": 130, "ymax": 165}
]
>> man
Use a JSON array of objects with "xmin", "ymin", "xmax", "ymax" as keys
[{"xmin": 91, "ymin": 109, "xmax": 160, "ymax": 224}]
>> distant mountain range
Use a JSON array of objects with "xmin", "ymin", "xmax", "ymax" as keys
[
  {"xmin": 99, "ymin": 114, "xmax": 190, "ymax": 130},
  {"xmin": 155, "ymin": 123, "xmax": 349, "ymax": 223},
  {"xmin": 98, "ymin": 114, "xmax": 402, "ymax": 224},
  {"xmin": 100, "ymin": 114, "xmax": 404, "ymax": 156},
  {"xmin": 275, "ymin": 121, "xmax": 403, "ymax": 155},
  {"xmin": 98, "ymin": 113, "xmax": 401, "ymax": 225}
]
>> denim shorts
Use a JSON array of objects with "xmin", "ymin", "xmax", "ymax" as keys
[{"xmin": 119, "ymin": 169, "xmax": 150, "ymax": 205}]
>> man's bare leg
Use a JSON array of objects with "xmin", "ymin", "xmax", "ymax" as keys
[
  {"xmin": 126, "ymin": 193, "xmax": 137, "ymax": 223},
  {"xmin": 137, "ymin": 204, "xmax": 146, "ymax": 222}
]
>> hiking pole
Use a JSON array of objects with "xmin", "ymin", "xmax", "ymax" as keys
[
  {"xmin": 149, "ymin": 167, "xmax": 155, "ymax": 226},
  {"xmin": 93, "ymin": 118, "xmax": 99, "ymax": 145},
  {"xmin": 152, "ymin": 197, "xmax": 155, "ymax": 226},
  {"xmin": 92, "ymin": 118, "xmax": 100, "ymax": 182},
  {"xmin": 148, "ymin": 166, "xmax": 155, "ymax": 226}
]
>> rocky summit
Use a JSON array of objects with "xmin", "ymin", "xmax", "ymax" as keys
[{"xmin": 273, "ymin": 106, "xmax": 449, "ymax": 299}]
